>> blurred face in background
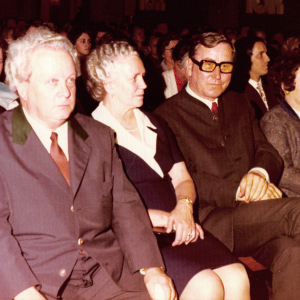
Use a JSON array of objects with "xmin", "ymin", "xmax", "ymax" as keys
[
  {"xmin": 250, "ymin": 42, "xmax": 270, "ymax": 82},
  {"xmin": 148, "ymin": 36, "xmax": 160, "ymax": 58},
  {"xmin": 95, "ymin": 31, "xmax": 106, "ymax": 44},
  {"xmin": 75, "ymin": 33, "xmax": 92, "ymax": 57},
  {"xmin": 163, "ymin": 40, "xmax": 179, "ymax": 68}
]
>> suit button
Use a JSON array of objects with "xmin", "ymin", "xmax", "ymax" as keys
[
  {"xmin": 59, "ymin": 269, "xmax": 67, "ymax": 277},
  {"xmin": 221, "ymin": 141, "xmax": 225, "ymax": 147},
  {"xmin": 213, "ymin": 115, "xmax": 218, "ymax": 122},
  {"xmin": 78, "ymin": 238, "xmax": 84, "ymax": 245},
  {"xmin": 71, "ymin": 206, "xmax": 74, "ymax": 212}
]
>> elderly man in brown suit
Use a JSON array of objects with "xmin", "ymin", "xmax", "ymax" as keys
[
  {"xmin": 0, "ymin": 28, "xmax": 176, "ymax": 300},
  {"xmin": 155, "ymin": 32, "xmax": 300, "ymax": 300}
]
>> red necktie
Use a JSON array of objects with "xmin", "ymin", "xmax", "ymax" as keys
[
  {"xmin": 50, "ymin": 132, "xmax": 70, "ymax": 186},
  {"xmin": 211, "ymin": 102, "xmax": 218, "ymax": 113}
]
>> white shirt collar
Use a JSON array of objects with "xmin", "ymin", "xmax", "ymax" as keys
[
  {"xmin": 249, "ymin": 78, "xmax": 262, "ymax": 90},
  {"xmin": 186, "ymin": 82, "xmax": 218, "ymax": 109},
  {"xmin": 92, "ymin": 102, "xmax": 164, "ymax": 177},
  {"xmin": 292, "ymin": 107, "xmax": 300, "ymax": 119},
  {"xmin": 22, "ymin": 108, "xmax": 69, "ymax": 159}
]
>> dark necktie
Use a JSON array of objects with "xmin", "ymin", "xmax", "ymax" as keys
[
  {"xmin": 211, "ymin": 102, "xmax": 218, "ymax": 113},
  {"xmin": 50, "ymin": 132, "xmax": 70, "ymax": 186}
]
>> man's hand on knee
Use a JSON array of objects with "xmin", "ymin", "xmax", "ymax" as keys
[
  {"xmin": 238, "ymin": 171, "xmax": 282, "ymax": 202},
  {"xmin": 261, "ymin": 183, "xmax": 282, "ymax": 200},
  {"xmin": 143, "ymin": 267, "xmax": 177, "ymax": 300},
  {"xmin": 237, "ymin": 170, "xmax": 268, "ymax": 202}
]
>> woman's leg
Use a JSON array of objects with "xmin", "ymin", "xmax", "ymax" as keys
[
  {"xmin": 180, "ymin": 269, "xmax": 224, "ymax": 300},
  {"xmin": 213, "ymin": 263, "xmax": 250, "ymax": 300}
]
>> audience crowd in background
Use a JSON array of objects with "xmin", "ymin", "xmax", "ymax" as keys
[{"xmin": 1, "ymin": 15, "xmax": 300, "ymax": 112}]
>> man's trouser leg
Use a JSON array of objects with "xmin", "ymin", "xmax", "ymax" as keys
[{"xmin": 233, "ymin": 197, "xmax": 300, "ymax": 300}]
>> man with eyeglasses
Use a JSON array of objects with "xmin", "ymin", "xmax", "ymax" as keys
[{"xmin": 156, "ymin": 32, "xmax": 300, "ymax": 300}]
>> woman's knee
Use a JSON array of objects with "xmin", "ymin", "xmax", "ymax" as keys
[
  {"xmin": 214, "ymin": 263, "xmax": 250, "ymax": 300},
  {"xmin": 180, "ymin": 269, "xmax": 224, "ymax": 300}
]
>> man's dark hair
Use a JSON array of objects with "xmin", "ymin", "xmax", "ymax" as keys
[
  {"xmin": 158, "ymin": 32, "xmax": 181, "ymax": 58},
  {"xmin": 172, "ymin": 39, "xmax": 191, "ymax": 62},
  {"xmin": 189, "ymin": 32, "xmax": 235, "ymax": 60},
  {"xmin": 230, "ymin": 36, "xmax": 265, "ymax": 92}
]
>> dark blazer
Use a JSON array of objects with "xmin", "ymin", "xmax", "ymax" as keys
[
  {"xmin": 155, "ymin": 89, "xmax": 282, "ymax": 250},
  {"xmin": 0, "ymin": 106, "xmax": 163, "ymax": 299},
  {"xmin": 243, "ymin": 82, "xmax": 279, "ymax": 120}
]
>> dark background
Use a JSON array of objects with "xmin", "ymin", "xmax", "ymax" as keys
[{"xmin": 1, "ymin": 0, "xmax": 300, "ymax": 35}]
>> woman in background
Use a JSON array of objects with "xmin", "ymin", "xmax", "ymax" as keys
[
  {"xmin": 261, "ymin": 55, "xmax": 300, "ymax": 197},
  {"xmin": 69, "ymin": 26, "xmax": 97, "ymax": 116},
  {"xmin": 85, "ymin": 41, "xmax": 250, "ymax": 300}
]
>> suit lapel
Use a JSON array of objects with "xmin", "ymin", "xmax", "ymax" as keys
[
  {"xmin": 12, "ymin": 105, "xmax": 72, "ymax": 192},
  {"xmin": 12, "ymin": 106, "xmax": 91, "ymax": 197},
  {"xmin": 68, "ymin": 117, "xmax": 91, "ymax": 198}
]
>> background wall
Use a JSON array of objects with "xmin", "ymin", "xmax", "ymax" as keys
[{"xmin": 1, "ymin": 0, "xmax": 300, "ymax": 34}]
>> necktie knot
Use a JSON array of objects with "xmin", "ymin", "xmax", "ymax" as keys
[
  {"xmin": 50, "ymin": 132, "xmax": 58, "ymax": 143},
  {"xmin": 50, "ymin": 132, "xmax": 70, "ymax": 186},
  {"xmin": 211, "ymin": 102, "xmax": 218, "ymax": 113}
]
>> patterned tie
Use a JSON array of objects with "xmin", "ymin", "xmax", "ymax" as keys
[
  {"xmin": 211, "ymin": 102, "xmax": 218, "ymax": 113},
  {"xmin": 256, "ymin": 82, "xmax": 269, "ymax": 111},
  {"xmin": 50, "ymin": 132, "xmax": 70, "ymax": 186}
]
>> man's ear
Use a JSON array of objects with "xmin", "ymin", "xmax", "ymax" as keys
[
  {"xmin": 17, "ymin": 81, "xmax": 28, "ymax": 102},
  {"xmin": 186, "ymin": 58, "xmax": 193, "ymax": 77}
]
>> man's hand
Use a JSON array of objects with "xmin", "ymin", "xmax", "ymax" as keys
[
  {"xmin": 261, "ymin": 183, "xmax": 282, "ymax": 200},
  {"xmin": 238, "ymin": 170, "xmax": 268, "ymax": 202},
  {"xmin": 166, "ymin": 201, "xmax": 204, "ymax": 246},
  {"xmin": 238, "ymin": 171, "xmax": 282, "ymax": 202},
  {"xmin": 144, "ymin": 267, "xmax": 177, "ymax": 300},
  {"xmin": 14, "ymin": 287, "xmax": 46, "ymax": 300}
]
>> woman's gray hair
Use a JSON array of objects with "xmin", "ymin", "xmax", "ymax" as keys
[
  {"xmin": 5, "ymin": 27, "xmax": 78, "ymax": 93},
  {"xmin": 85, "ymin": 41, "xmax": 138, "ymax": 102}
]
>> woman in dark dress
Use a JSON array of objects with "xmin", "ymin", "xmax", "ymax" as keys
[{"xmin": 85, "ymin": 41, "xmax": 250, "ymax": 300}]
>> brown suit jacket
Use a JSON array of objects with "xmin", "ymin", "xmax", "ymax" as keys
[
  {"xmin": 0, "ymin": 105, "xmax": 163, "ymax": 299},
  {"xmin": 155, "ymin": 89, "xmax": 282, "ymax": 250}
]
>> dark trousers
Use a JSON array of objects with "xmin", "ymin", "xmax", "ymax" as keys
[
  {"xmin": 232, "ymin": 197, "xmax": 300, "ymax": 300},
  {"xmin": 44, "ymin": 254, "xmax": 151, "ymax": 300}
]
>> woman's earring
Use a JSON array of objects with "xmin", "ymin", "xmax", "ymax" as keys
[{"xmin": 284, "ymin": 90, "xmax": 290, "ymax": 96}]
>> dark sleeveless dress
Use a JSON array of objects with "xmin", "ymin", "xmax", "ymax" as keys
[{"xmin": 117, "ymin": 112, "xmax": 239, "ymax": 295}]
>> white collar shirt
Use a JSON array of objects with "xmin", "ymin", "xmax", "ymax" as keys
[
  {"xmin": 23, "ymin": 108, "xmax": 69, "ymax": 160},
  {"xmin": 186, "ymin": 83, "xmax": 218, "ymax": 109}
]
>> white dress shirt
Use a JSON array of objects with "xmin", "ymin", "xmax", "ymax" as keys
[{"xmin": 23, "ymin": 108, "xmax": 69, "ymax": 160}]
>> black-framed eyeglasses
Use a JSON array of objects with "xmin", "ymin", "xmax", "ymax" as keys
[{"xmin": 191, "ymin": 58, "xmax": 234, "ymax": 74}]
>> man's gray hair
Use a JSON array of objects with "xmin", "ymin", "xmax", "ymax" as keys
[
  {"xmin": 5, "ymin": 27, "xmax": 78, "ymax": 93},
  {"xmin": 85, "ymin": 41, "xmax": 138, "ymax": 102}
]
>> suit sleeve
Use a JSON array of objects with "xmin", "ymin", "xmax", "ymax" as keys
[
  {"xmin": 0, "ymin": 169, "xmax": 40, "ymax": 300},
  {"xmin": 109, "ymin": 130, "xmax": 164, "ymax": 273}
]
